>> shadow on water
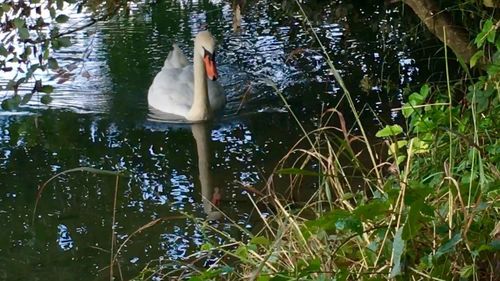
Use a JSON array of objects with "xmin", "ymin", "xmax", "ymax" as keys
[{"xmin": 0, "ymin": 0, "xmax": 449, "ymax": 279}]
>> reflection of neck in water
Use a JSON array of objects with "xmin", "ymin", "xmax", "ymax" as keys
[{"xmin": 191, "ymin": 122, "xmax": 222, "ymax": 221}]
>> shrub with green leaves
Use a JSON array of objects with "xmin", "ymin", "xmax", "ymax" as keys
[
  {"xmin": 170, "ymin": 10, "xmax": 499, "ymax": 281},
  {"xmin": 0, "ymin": 0, "xmax": 125, "ymax": 109}
]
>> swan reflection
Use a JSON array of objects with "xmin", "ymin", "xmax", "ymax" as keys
[
  {"xmin": 191, "ymin": 122, "xmax": 223, "ymax": 221},
  {"xmin": 147, "ymin": 111, "xmax": 223, "ymax": 220}
]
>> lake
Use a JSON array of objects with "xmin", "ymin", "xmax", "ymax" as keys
[{"xmin": 0, "ymin": 0, "xmax": 439, "ymax": 279}]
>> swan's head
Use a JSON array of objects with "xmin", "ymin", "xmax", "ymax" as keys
[{"xmin": 195, "ymin": 31, "xmax": 218, "ymax": 81}]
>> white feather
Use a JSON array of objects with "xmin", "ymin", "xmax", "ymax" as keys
[{"xmin": 148, "ymin": 35, "xmax": 225, "ymax": 121}]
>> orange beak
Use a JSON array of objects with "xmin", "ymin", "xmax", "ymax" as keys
[{"xmin": 203, "ymin": 55, "xmax": 218, "ymax": 81}]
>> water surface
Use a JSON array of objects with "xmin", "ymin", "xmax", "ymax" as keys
[{"xmin": 0, "ymin": 0, "xmax": 439, "ymax": 279}]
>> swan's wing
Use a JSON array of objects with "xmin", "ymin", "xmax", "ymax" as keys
[
  {"xmin": 148, "ymin": 66, "xmax": 195, "ymax": 117},
  {"xmin": 163, "ymin": 44, "xmax": 189, "ymax": 69}
]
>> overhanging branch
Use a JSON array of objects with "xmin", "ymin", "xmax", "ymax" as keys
[{"xmin": 402, "ymin": 0, "xmax": 476, "ymax": 63}]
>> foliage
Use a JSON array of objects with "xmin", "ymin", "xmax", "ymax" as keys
[{"xmin": 0, "ymin": 0, "xmax": 124, "ymax": 109}]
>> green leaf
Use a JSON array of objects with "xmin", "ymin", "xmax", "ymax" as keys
[
  {"xmin": 402, "ymin": 199, "xmax": 433, "ymax": 240},
  {"xmin": 1, "ymin": 95, "xmax": 22, "ymax": 110},
  {"xmin": 335, "ymin": 216, "xmax": 362, "ymax": 234},
  {"xmin": 271, "ymin": 274, "xmax": 292, "ymax": 281},
  {"xmin": 331, "ymin": 269, "xmax": 349, "ymax": 281},
  {"xmin": 50, "ymin": 27, "xmax": 60, "ymax": 38},
  {"xmin": 492, "ymin": 50, "xmax": 500, "ymax": 64},
  {"xmin": 15, "ymin": 78, "xmax": 25, "ymax": 87},
  {"xmin": 403, "ymin": 210, "xmax": 420, "ymax": 241},
  {"xmin": 55, "ymin": 14, "xmax": 69, "ymax": 23},
  {"xmin": 419, "ymin": 84, "xmax": 429, "ymax": 98},
  {"xmin": 460, "ymin": 264, "xmax": 475, "ymax": 278},
  {"xmin": 404, "ymin": 185, "xmax": 433, "ymax": 205},
  {"xmin": 389, "ymin": 227, "xmax": 405, "ymax": 278},
  {"xmin": 250, "ymin": 236, "xmax": 270, "ymax": 246},
  {"xmin": 341, "ymin": 192, "xmax": 354, "ymax": 200},
  {"xmin": 57, "ymin": 0, "xmax": 64, "ymax": 10},
  {"xmin": 23, "ymin": 46, "xmax": 32, "ymax": 57},
  {"xmin": 18, "ymin": 28, "xmax": 30, "ymax": 40},
  {"xmin": 21, "ymin": 93, "xmax": 33, "ymax": 105},
  {"xmin": 235, "ymin": 245, "xmax": 248, "ymax": 259},
  {"xmin": 10, "ymin": 95, "xmax": 21, "ymax": 104},
  {"xmin": 353, "ymin": 200, "xmax": 390, "ymax": 220},
  {"xmin": 48, "ymin": 58, "xmax": 59, "ymax": 70},
  {"xmin": 487, "ymin": 26, "xmax": 496, "ymax": 44},
  {"xmin": 305, "ymin": 209, "xmax": 351, "ymax": 232},
  {"xmin": 297, "ymin": 258, "xmax": 321, "ymax": 276},
  {"xmin": 402, "ymin": 102, "xmax": 415, "ymax": 118},
  {"xmin": 475, "ymin": 19, "xmax": 493, "ymax": 48},
  {"xmin": 247, "ymin": 243, "xmax": 257, "ymax": 252},
  {"xmin": 1, "ymin": 3, "xmax": 11, "ymax": 13},
  {"xmin": 409, "ymin": 92, "xmax": 425, "ymax": 105},
  {"xmin": 388, "ymin": 140, "xmax": 407, "ymax": 156},
  {"xmin": 305, "ymin": 258, "xmax": 321, "ymax": 272},
  {"xmin": 1, "ymin": 99, "xmax": 12, "ymax": 110},
  {"xmin": 13, "ymin": 18, "xmax": 25, "ymax": 28},
  {"xmin": 200, "ymin": 242, "xmax": 213, "ymax": 251},
  {"xmin": 49, "ymin": 7, "xmax": 56, "ymax": 18},
  {"xmin": 470, "ymin": 50, "xmax": 484, "ymax": 67},
  {"xmin": 6, "ymin": 80, "xmax": 16, "ymax": 90},
  {"xmin": 376, "ymin": 125, "xmax": 403, "ymax": 137},
  {"xmin": 36, "ymin": 17, "xmax": 45, "ymax": 27},
  {"xmin": 396, "ymin": 155, "xmax": 406, "ymax": 165},
  {"xmin": 57, "ymin": 37, "xmax": 72, "ymax": 47},
  {"xmin": 410, "ymin": 137, "xmax": 429, "ymax": 154},
  {"xmin": 41, "ymin": 94, "xmax": 53, "ymax": 104},
  {"xmin": 0, "ymin": 44, "xmax": 8, "ymax": 56},
  {"xmin": 487, "ymin": 63, "xmax": 500, "ymax": 77},
  {"xmin": 43, "ymin": 48, "xmax": 50, "ymax": 60},
  {"xmin": 435, "ymin": 233, "xmax": 461, "ymax": 258},
  {"xmin": 40, "ymin": 85, "xmax": 54, "ymax": 94}
]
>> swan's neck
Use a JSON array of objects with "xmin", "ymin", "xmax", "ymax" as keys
[{"xmin": 186, "ymin": 49, "xmax": 211, "ymax": 121}]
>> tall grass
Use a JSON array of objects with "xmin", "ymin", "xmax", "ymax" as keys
[{"xmin": 173, "ymin": 2, "xmax": 500, "ymax": 281}]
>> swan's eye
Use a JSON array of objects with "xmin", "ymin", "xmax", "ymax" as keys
[{"xmin": 203, "ymin": 47, "xmax": 214, "ymax": 59}]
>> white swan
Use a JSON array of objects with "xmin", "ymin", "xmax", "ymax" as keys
[{"xmin": 148, "ymin": 31, "xmax": 225, "ymax": 121}]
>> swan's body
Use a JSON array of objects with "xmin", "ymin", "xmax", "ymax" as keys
[{"xmin": 148, "ymin": 31, "xmax": 225, "ymax": 121}]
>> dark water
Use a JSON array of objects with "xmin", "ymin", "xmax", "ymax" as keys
[{"xmin": 0, "ymin": 0, "xmax": 437, "ymax": 279}]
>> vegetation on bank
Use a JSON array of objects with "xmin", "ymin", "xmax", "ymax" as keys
[{"xmin": 134, "ymin": 3, "xmax": 499, "ymax": 281}]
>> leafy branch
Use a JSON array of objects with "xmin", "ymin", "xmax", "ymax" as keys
[{"xmin": 0, "ymin": 0, "xmax": 125, "ymax": 110}]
